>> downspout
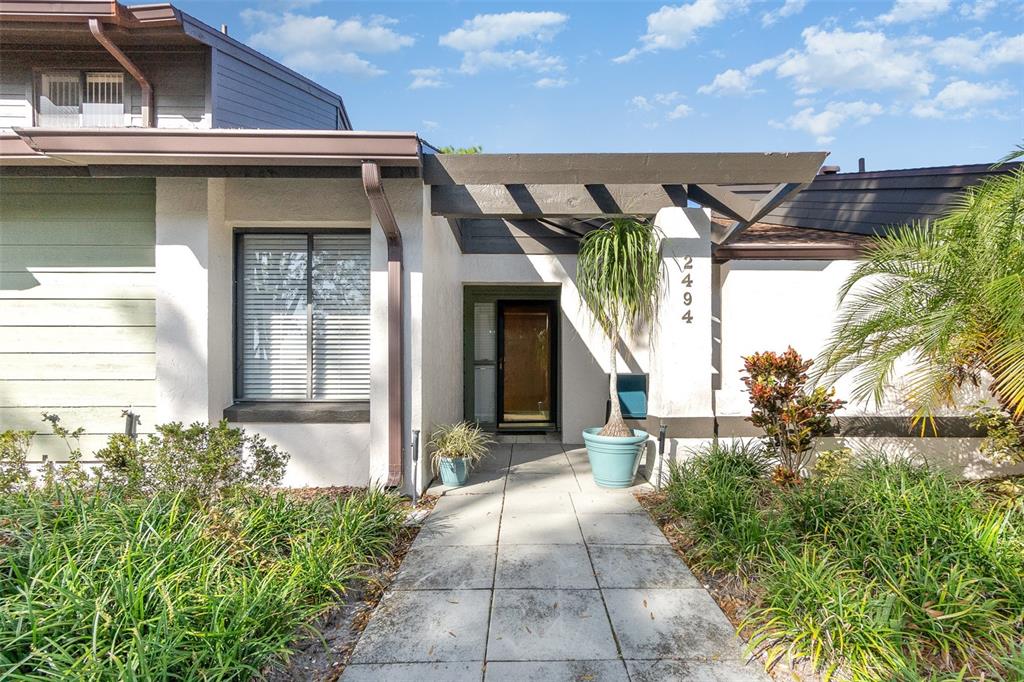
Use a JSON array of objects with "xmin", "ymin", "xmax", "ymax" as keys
[
  {"xmin": 88, "ymin": 18, "xmax": 154, "ymax": 127},
  {"xmin": 361, "ymin": 162, "xmax": 404, "ymax": 488}
]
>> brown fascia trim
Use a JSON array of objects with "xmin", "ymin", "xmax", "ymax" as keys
[
  {"xmin": 713, "ymin": 243, "xmax": 867, "ymax": 261},
  {"xmin": 0, "ymin": 1, "xmax": 180, "ymax": 27},
  {"xmin": 6, "ymin": 128, "xmax": 422, "ymax": 167},
  {"xmin": 88, "ymin": 18, "xmax": 154, "ymax": 126},
  {"xmin": 361, "ymin": 161, "xmax": 404, "ymax": 488}
]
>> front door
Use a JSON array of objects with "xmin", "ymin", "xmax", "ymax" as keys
[{"xmin": 497, "ymin": 300, "xmax": 558, "ymax": 430}]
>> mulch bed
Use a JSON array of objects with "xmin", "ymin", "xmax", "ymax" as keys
[
  {"xmin": 635, "ymin": 490, "xmax": 822, "ymax": 682},
  {"xmin": 263, "ymin": 490, "xmax": 437, "ymax": 682}
]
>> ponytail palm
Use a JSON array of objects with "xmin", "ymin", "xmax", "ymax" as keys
[
  {"xmin": 577, "ymin": 218, "xmax": 664, "ymax": 437},
  {"xmin": 815, "ymin": 164, "xmax": 1024, "ymax": 431}
]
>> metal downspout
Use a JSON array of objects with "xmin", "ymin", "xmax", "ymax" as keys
[
  {"xmin": 361, "ymin": 162, "xmax": 404, "ymax": 488},
  {"xmin": 88, "ymin": 18, "xmax": 154, "ymax": 127}
]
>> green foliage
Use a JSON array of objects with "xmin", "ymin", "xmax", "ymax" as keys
[
  {"xmin": 812, "ymin": 447, "xmax": 854, "ymax": 483},
  {"xmin": 428, "ymin": 421, "xmax": 494, "ymax": 472},
  {"xmin": 665, "ymin": 448, "xmax": 1024, "ymax": 680},
  {"xmin": 39, "ymin": 413, "xmax": 88, "ymax": 491},
  {"xmin": 667, "ymin": 441, "xmax": 781, "ymax": 573},
  {"xmin": 815, "ymin": 163, "xmax": 1024, "ymax": 434},
  {"xmin": 970, "ymin": 402, "xmax": 1024, "ymax": 464},
  {"xmin": 436, "ymin": 145, "xmax": 482, "ymax": 154},
  {"xmin": 577, "ymin": 218, "xmax": 664, "ymax": 436},
  {"xmin": 742, "ymin": 348, "xmax": 844, "ymax": 476},
  {"xmin": 0, "ymin": 486, "xmax": 405, "ymax": 680},
  {"xmin": 96, "ymin": 420, "xmax": 289, "ymax": 499},
  {"xmin": 0, "ymin": 430, "xmax": 33, "ymax": 494}
]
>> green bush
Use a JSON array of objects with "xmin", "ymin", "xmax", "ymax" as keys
[
  {"xmin": 0, "ymin": 430, "xmax": 32, "ymax": 494},
  {"xmin": 96, "ymin": 420, "xmax": 289, "ymax": 499},
  {"xmin": 0, "ymin": 486, "xmax": 405, "ymax": 680},
  {"xmin": 665, "ymin": 447, "xmax": 1024, "ymax": 680}
]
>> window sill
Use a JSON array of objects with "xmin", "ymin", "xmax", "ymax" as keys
[{"xmin": 224, "ymin": 401, "xmax": 370, "ymax": 424}]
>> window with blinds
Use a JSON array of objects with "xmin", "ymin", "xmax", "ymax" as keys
[
  {"xmin": 237, "ymin": 231, "xmax": 371, "ymax": 401},
  {"xmin": 38, "ymin": 71, "xmax": 125, "ymax": 128}
]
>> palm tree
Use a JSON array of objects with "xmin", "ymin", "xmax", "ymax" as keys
[
  {"xmin": 814, "ymin": 162, "xmax": 1024, "ymax": 434},
  {"xmin": 577, "ymin": 218, "xmax": 664, "ymax": 437}
]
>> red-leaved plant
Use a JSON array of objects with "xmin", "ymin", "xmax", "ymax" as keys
[{"xmin": 742, "ymin": 347, "xmax": 845, "ymax": 481}]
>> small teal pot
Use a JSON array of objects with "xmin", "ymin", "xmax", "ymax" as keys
[
  {"xmin": 438, "ymin": 457, "xmax": 469, "ymax": 487},
  {"xmin": 582, "ymin": 428, "xmax": 648, "ymax": 488}
]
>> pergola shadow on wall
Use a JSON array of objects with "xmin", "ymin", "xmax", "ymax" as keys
[{"xmin": 423, "ymin": 151, "xmax": 829, "ymax": 254}]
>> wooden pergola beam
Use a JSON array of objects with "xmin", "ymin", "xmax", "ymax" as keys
[
  {"xmin": 423, "ymin": 152, "xmax": 829, "ymax": 186},
  {"xmin": 431, "ymin": 183, "xmax": 688, "ymax": 217},
  {"xmin": 713, "ymin": 181, "xmax": 810, "ymax": 244}
]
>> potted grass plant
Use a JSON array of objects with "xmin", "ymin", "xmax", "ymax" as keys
[
  {"xmin": 577, "ymin": 217, "xmax": 664, "ymax": 487},
  {"xmin": 429, "ymin": 421, "xmax": 494, "ymax": 487}
]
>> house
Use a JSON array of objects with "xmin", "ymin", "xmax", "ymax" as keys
[{"xmin": 1, "ymin": 1, "xmax": 1017, "ymax": 495}]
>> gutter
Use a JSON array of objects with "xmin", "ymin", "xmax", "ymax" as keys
[
  {"xmin": 361, "ymin": 161, "xmax": 404, "ymax": 488},
  {"xmin": 88, "ymin": 18, "xmax": 154, "ymax": 127}
]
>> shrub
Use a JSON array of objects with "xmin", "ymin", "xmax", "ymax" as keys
[
  {"xmin": 0, "ymin": 486, "xmax": 405, "ymax": 679},
  {"xmin": 0, "ymin": 430, "xmax": 32, "ymax": 494},
  {"xmin": 742, "ymin": 347, "xmax": 844, "ymax": 477},
  {"xmin": 667, "ymin": 440, "xmax": 784, "ymax": 573},
  {"xmin": 428, "ymin": 421, "xmax": 494, "ymax": 472},
  {"xmin": 970, "ymin": 402, "xmax": 1024, "ymax": 464},
  {"xmin": 97, "ymin": 420, "xmax": 289, "ymax": 499},
  {"xmin": 812, "ymin": 446, "xmax": 854, "ymax": 483}
]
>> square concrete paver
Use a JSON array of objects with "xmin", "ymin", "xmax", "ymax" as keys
[
  {"xmin": 502, "ymin": 489, "xmax": 573, "ymax": 514},
  {"xmin": 495, "ymin": 544, "xmax": 598, "ymax": 589},
  {"xmin": 576, "ymin": 513, "xmax": 669, "ymax": 545},
  {"xmin": 431, "ymin": 493, "xmax": 503, "ymax": 519},
  {"xmin": 342, "ymin": 662, "xmax": 484, "ymax": 681},
  {"xmin": 506, "ymin": 472, "xmax": 581, "ymax": 493},
  {"xmin": 393, "ymin": 545, "xmax": 496, "ymax": 590},
  {"xmin": 485, "ymin": 660, "xmax": 629, "ymax": 681},
  {"xmin": 625, "ymin": 659, "xmax": 768, "ymax": 681},
  {"xmin": 589, "ymin": 545, "xmax": 699, "ymax": 589},
  {"xmin": 349, "ymin": 589, "xmax": 491, "ymax": 664},
  {"xmin": 569, "ymin": 492, "xmax": 643, "ymax": 514},
  {"xmin": 429, "ymin": 469, "xmax": 507, "ymax": 496},
  {"xmin": 415, "ymin": 512, "xmax": 500, "ymax": 547},
  {"xmin": 602, "ymin": 589, "xmax": 743, "ymax": 661},
  {"xmin": 499, "ymin": 513, "xmax": 584, "ymax": 545},
  {"xmin": 487, "ymin": 589, "xmax": 617, "ymax": 661}
]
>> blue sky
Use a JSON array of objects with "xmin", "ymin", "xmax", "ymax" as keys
[{"xmin": 178, "ymin": 0, "xmax": 1023, "ymax": 170}]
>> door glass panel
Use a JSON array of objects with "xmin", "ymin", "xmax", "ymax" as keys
[
  {"xmin": 474, "ymin": 365, "xmax": 496, "ymax": 423},
  {"xmin": 501, "ymin": 304, "xmax": 552, "ymax": 423},
  {"xmin": 473, "ymin": 302, "xmax": 496, "ymax": 362}
]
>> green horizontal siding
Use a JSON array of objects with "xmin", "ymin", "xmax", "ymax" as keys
[{"xmin": 0, "ymin": 178, "xmax": 156, "ymax": 461}]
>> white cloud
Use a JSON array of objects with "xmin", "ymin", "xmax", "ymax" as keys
[
  {"xmin": 440, "ymin": 11, "xmax": 568, "ymax": 75},
  {"xmin": 959, "ymin": 0, "xmax": 999, "ymax": 19},
  {"xmin": 654, "ymin": 91, "xmax": 683, "ymax": 105},
  {"xmin": 931, "ymin": 33, "xmax": 1024, "ymax": 72},
  {"xmin": 911, "ymin": 79, "xmax": 1014, "ymax": 117},
  {"xmin": 243, "ymin": 11, "xmax": 413, "ymax": 76},
  {"xmin": 785, "ymin": 100, "xmax": 883, "ymax": 143},
  {"xmin": 422, "ymin": 120, "xmax": 440, "ymax": 130},
  {"xmin": 440, "ymin": 11, "xmax": 567, "ymax": 51},
  {"xmin": 535, "ymin": 77, "xmax": 569, "ymax": 88},
  {"xmin": 762, "ymin": 0, "xmax": 807, "ymax": 27},
  {"xmin": 630, "ymin": 95, "xmax": 654, "ymax": 111},
  {"xmin": 877, "ymin": 0, "xmax": 951, "ymax": 24},
  {"xmin": 775, "ymin": 27, "xmax": 934, "ymax": 97},
  {"xmin": 614, "ymin": 0, "xmax": 743, "ymax": 63},
  {"xmin": 409, "ymin": 67, "xmax": 445, "ymax": 89},
  {"xmin": 667, "ymin": 103, "xmax": 694, "ymax": 119},
  {"xmin": 697, "ymin": 56, "xmax": 780, "ymax": 95}
]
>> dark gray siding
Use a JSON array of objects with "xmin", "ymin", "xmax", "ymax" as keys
[{"xmin": 211, "ymin": 48, "xmax": 339, "ymax": 129}]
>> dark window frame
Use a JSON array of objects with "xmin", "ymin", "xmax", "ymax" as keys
[{"xmin": 232, "ymin": 227, "xmax": 371, "ymax": 404}]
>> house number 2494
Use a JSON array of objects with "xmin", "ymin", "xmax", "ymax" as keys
[{"xmin": 681, "ymin": 255, "xmax": 693, "ymax": 324}]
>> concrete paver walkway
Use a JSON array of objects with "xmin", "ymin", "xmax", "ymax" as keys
[{"xmin": 342, "ymin": 443, "xmax": 766, "ymax": 682}]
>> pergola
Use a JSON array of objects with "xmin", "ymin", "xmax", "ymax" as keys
[{"xmin": 423, "ymin": 151, "xmax": 829, "ymax": 250}]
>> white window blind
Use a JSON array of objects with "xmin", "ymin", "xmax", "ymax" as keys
[
  {"xmin": 83, "ymin": 72, "xmax": 125, "ymax": 127},
  {"xmin": 39, "ymin": 73, "xmax": 80, "ymax": 127},
  {"xmin": 238, "ymin": 232, "xmax": 371, "ymax": 401}
]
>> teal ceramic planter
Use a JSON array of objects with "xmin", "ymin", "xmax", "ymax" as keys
[
  {"xmin": 582, "ymin": 428, "xmax": 648, "ymax": 488},
  {"xmin": 438, "ymin": 457, "xmax": 469, "ymax": 487}
]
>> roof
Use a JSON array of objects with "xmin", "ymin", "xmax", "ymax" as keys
[
  {"xmin": 721, "ymin": 163, "xmax": 1018, "ymax": 236},
  {"xmin": 711, "ymin": 219, "xmax": 870, "ymax": 261},
  {"xmin": 0, "ymin": 0, "xmax": 351, "ymax": 129}
]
